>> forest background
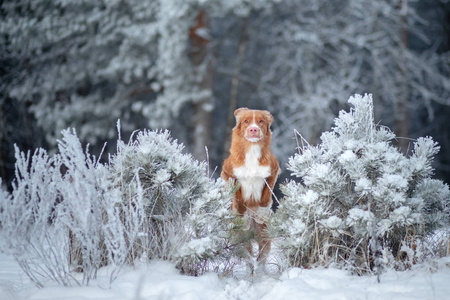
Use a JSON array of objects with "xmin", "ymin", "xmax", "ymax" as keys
[{"xmin": 1, "ymin": 0, "xmax": 450, "ymax": 193}]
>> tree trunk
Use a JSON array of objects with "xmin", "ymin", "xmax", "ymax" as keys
[
  {"xmin": 189, "ymin": 10, "xmax": 214, "ymax": 161},
  {"xmin": 0, "ymin": 99, "xmax": 6, "ymax": 185},
  {"xmin": 395, "ymin": 0, "xmax": 411, "ymax": 153},
  {"xmin": 223, "ymin": 17, "xmax": 248, "ymax": 157}
]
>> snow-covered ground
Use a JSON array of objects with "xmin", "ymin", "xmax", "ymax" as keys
[{"xmin": 1, "ymin": 253, "xmax": 450, "ymax": 300}]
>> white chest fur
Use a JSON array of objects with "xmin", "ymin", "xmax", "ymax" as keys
[{"xmin": 233, "ymin": 145, "xmax": 271, "ymax": 201}]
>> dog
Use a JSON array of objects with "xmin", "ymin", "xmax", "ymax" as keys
[{"xmin": 221, "ymin": 107, "xmax": 279, "ymax": 270}]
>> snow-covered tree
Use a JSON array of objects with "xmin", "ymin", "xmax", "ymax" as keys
[
  {"xmin": 1, "ymin": 0, "xmax": 158, "ymax": 145},
  {"xmin": 2, "ymin": 0, "xmax": 448, "ymax": 177},
  {"xmin": 246, "ymin": 0, "xmax": 450, "ymax": 163},
  {"xmin": 271, "ymin": 94, "xmax": 450, "ymax": 274},
  {"xmin": 0, "ymin": 0, "xmax": 276, "ymax": 160}
]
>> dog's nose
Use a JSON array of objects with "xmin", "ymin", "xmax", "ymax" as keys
[
  {"xmin": 249, "ymin": 127, "xmax": 260, "ymax": 135},
  {"xmin": 249, "ymin": 127, "xmax": 259, "ymax": 134}
]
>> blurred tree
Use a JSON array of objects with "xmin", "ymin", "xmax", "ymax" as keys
[
  {"xmin": 189, "ymin": 10, "xmax": 214, "ymax": 160},
  {"xmin": 1, "ymin": 0, "xmax": 449, "ymax": 187},
  {"xmin": 0, "ymin": 0, "xmax": 274, "ymax": 162},
  {"xmin": 237, "ymin": 0, "xmax": 450, "ymax": 166}
]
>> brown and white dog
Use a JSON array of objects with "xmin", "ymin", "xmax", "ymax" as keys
[{"xmin": 221, "ymin": 108, "xmax": 280, "ymax": 268}]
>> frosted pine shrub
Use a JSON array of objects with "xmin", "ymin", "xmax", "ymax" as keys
[
  {"xmin": 271, "ymin": 94, "xmax": 450, "ymax": 275},
  {"xmin": 109, "ymin": 128, "xmax": 234, "ymax": 275}
]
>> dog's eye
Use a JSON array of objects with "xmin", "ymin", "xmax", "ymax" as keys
[
  {"xmin": 259, "ymin": 120, "xmax": 264, "ymax": 124},
  {"xmin": 244, "ymin": 120, "xmax": 249, "ymax": 123}
]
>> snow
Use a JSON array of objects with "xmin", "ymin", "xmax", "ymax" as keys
[
  {"xmin": 301, "ymin": 190, "xmax": 319, "ymax": 206},
  {"xmin": 1, "ymin": 253, "xmax": 450, "ymax": 300}
]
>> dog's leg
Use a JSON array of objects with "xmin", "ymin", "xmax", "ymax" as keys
[
  {"xmin": 233, "ymin": 189, "xmax": 247, "ymax": 215},
  {"xmin": 255, "ymin": 222, "xmax": 271, "ymax": 269},
  {"xmin": 242, "ymin": 218, "xmax": 257, "ymax": 274},
  {"xmin": 245, "ymin": 240, "xmax": 256, "ymax": 274}
]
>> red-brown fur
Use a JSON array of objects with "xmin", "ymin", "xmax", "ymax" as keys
[{"xmin": 221, "ymin": 108, "xmax": 279, "ymax": 265}]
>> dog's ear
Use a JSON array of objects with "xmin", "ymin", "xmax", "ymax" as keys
[
  {"xmin": 263, "ymin": 110, "xmax": 274, "ymax": 126},
  {"xmin": 234, "ymin": 107, "xmax": 249, "ymax": 124}
]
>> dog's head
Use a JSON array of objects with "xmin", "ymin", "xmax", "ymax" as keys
[{"xmin": 233, "ymin": 108, "xmax": 274, "ymax": 143}]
